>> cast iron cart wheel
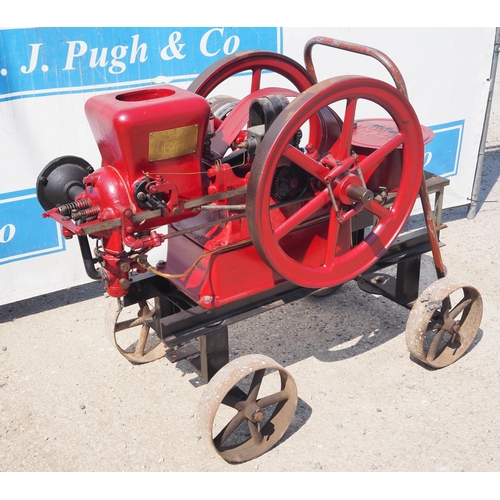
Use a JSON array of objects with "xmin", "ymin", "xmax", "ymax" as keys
[
  {"xmin": 246, "ymin": 75, "xmax": 425, "ymax": 289},
  {"xmin": 187, "ymin": 50, "xmax": 315, "ymax": 97},
  {"xmin": 106, "ymin": 299, "xmax": 167, "ymax": 364},
  {"xmin": 198, "ymin": 354, "xmax": 298, "ymax": 463},
  {"xmin": 405, "ymin": 277, "xmax": 483, "ymax": 368}
]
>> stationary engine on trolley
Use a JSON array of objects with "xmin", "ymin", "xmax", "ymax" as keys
[{"xmin": 36, "ymin": 37, "xmax": 483, "ymax": 464}]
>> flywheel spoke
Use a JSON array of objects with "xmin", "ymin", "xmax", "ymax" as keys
[
  {"xmin": 337, "ymin": 97, "xmax": 358, "ymax": 158},
  {"xmin": 324, "ymin": 206, "xmax": 341, "ymax": 267},
  {"xmin": 358, "ymin": 133, "xmax": 405, "ymax": 176},
  {"xmin": 283, "ymin": 144, "xmax": 331, "ymax": 181},
  {"xmin": 188, "ymin": 52, "xmax": 314, "ymax": 98},
  {"xmin": 251, "ymin": 69, "xmax": 262, "ymax": 92},
  {"xmin": 274, "ymin": 189, "xmax": 330, "ymax": 240},
  {"xmin": 365, "ymin": 198, "xmax": 392, "ymax": 221}
]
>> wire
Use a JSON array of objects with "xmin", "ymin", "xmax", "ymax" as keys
[{"xmin": 133, "ymin": 238, "xmax": 252, "ymax": 280}]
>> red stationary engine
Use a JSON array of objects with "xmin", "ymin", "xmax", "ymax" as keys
[
  {"xmin": 35, "ymin": 38, "xmax": 485, "ymax": 465},
  {"xmin": 37, "ymin": 47, "xmax": 430, "ymax": 309}
]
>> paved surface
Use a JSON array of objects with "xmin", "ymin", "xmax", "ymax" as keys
[{"xmin": 1, "ymin": 58, "xmax": 499, "ymax": 480}]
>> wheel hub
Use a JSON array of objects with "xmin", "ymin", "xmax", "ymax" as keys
[
  {"xmin": 333, "ymin": 174, "xmax": 373, "ymax": 205},
  {"xmin": 242, "ymin": 403, "xmax": 265, "ymax": 423}
]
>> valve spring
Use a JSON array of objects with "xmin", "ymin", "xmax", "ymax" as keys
[
  {"xmin": 72, "ymin": 206, "xmax": 101, "ymax": 222},
  {"xmin": 58, "ymin": 198, "xmax": 92, "ymax": 216}
]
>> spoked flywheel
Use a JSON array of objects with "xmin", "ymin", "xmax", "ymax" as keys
[
  {"xmin": 405, "ymin": 278, "xmax": 483, "ymax": 368},
  {"xmin": 246, "ymin": 75, "xmax": 426, "ymax": 288},
  {"xmin": 187, "ymin": 50, "xmax": 315, "ymax": 97},
  {"xmin": 198, "ymin": 354, "xmax": 298, "ymax": 463},
  {"xmin": 188, "ymin": 51, "xmax": 319, "ymax": 159},
  {"xmin": 106, "ymin": 299, "xmax": 167, "ymax": 364}
]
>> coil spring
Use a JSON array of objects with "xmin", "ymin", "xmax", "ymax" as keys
[
  {"xmin": 72, "ymin": 206, "xmax": 101, "ymax": 222},
  {"xmin": 58, "ymin": 198, "xmax": 92, "ymax": 216}
]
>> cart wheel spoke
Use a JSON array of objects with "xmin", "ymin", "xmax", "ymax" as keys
[
  {"xmin": 247, "ymin": 369, "xmax": 265, "ymax": 402},
  {"xmin": 198, "ymin": 354, "xmax": 298, "ymax": 463},
  {"xmin": 247, "ymin": 421, "xmax": 263, "ymax": 445},
  {"xmin": 426, "ymin": 327, "xmax": 447, "ymax": 363},
  {"xmin": 257, "ymin": 389, "xmax": 290, "ymax": 409},
  {"xmin": 449, "ymin": 296, "xmax": 473, "ymax": 320},
  {"xmin": 215, "ymin": 411, "xmax": 247, "ymax": 447}
]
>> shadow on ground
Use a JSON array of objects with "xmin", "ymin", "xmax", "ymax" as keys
[{"xmin": 0, "ymin": 280, "xmax": 104, "ymax": 324}]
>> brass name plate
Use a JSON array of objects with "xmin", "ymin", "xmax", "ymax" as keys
[{"xmin": 148, "ymin": 125, "xmax": 198, "ymax": 162}]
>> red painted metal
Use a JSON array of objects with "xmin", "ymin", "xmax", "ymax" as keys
[
  {"xmin": 351, "ymin": 118, "xmax": 435, "ymax": 149},
  {"xmin": 85, "ymin": 85, "xmax": 210, "ymax": 202},
  {"xmin": 44, "ymin": 84, "xmax": 213, "ymax": 298},
  {"xmin": 246, "ymin": 75, "xmax": 424, "ymax": 288},
  {"xmin": 207, "ymin": 87, "xmax": 300, "ymax": 158},
  {"xmin": 188, "ymin": 50, "xmax": 316, "ymax": 97},
  {"xmin": 303, "ymin": 36, "xmax": 409, "ymax": 98},
  {"xmin": 300, "ymin": 37, "xmax": 449, "ymax": 285}
]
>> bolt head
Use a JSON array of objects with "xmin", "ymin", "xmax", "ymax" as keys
[{"xmin": 252, "ymin": 410, "xmax": 264, "ymax": 423}]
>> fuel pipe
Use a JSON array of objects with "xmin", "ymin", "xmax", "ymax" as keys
[{"xmin": 77, "ymin": 235, "xmax": 106, "ymax": 281}]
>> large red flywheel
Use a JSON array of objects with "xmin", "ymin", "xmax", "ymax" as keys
[{"xmin": 246, "ymin": 75, "xmax": 426, "ymax": 288}]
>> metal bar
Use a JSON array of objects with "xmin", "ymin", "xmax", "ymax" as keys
[
  {"xmin": 199, "ymin": 326, "xmax": 230, "ymax": 382},
  {"xmin": 419, "ymin": 176, "xmax": 446, "ymax": 279},
  {"xmin": 161, "ymin": 283, "xmax": 314, "ymax": 348},
  {"xmin": 303, "ymin": 36, "xmax": 408, "ymax": 98},
  {"xmin": 184, "ymin": 186, "xmax": 248, "ymax": 209},
  {"xmin": 468, "ymin": 27, "xmax": 500, "ymax": 219},
  {"xmin": 395, "ymin": 256, "xmax": 422, "ymax": 305}
]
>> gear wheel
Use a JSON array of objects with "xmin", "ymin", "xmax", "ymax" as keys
[{"xmin": 271, "ymin": 163, "xmax": 308, "ymax": 202}]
